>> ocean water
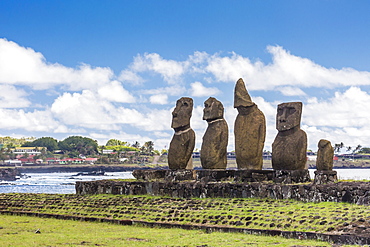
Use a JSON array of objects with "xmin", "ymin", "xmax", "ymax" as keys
[
  {"xmin": 0, "ymin": 172, "xmax": 134, "ymax": 194},
  {"xmin": 1, "ymin": 169, "xmax": 370, "ymax": 194},
  {"xmin": 308, "ymin": 168, "xmax": 370, "ymax": 181}
]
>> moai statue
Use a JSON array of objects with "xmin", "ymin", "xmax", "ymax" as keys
[
  {"xmin": 272, "ymin": 102, "xmax": 307, "ymax": 170},
  {"xmin": 168, "ymin": 97, "xmax": 196, "ymax": 169},
  {"xmin": 316, "ymin": 139, "xmax": 334, "ymax": 170},
  {"xmin": 201, "ymin": 97, "xmax": 228, "ymax": 169},
  {"xmin": 234, "ymin": 78, "xmax": 266, "ymax": 170}
]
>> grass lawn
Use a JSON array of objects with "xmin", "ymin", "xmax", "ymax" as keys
[{"xmin": 0, "ymin": 214, "xmax": 338, "ymax": 247}]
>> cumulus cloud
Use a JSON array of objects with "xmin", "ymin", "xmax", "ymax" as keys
[
  {"xmin": 189, "ymin": 81, "xmax": 221, "ymax": 97},
  {"xmin": 0, "ymin": 108, "xmax": 68, "ymax": 132},
  {"xmin": 97, "ymin": 80, "xmax": 135, "ymax": 103},
  {"xmin": 140, "ymin": 85, "xmax": 187, "ymax": 97},
  {"xmin": 149, "ymin": 94, "xmax": 168, "ymax": 105},
  {"xmin": 0, "ymin": 39, "xmax": 113, "ymax": 90},
  {"xmin": 122, "ymin": 53, "xmax": 187, "ymax": 84},
  {"xmin": 0, "ymin": 84, "xmax": 31, "ymax": 108},
  {"xmin": 3, "ymin": 38, "xmax": 370, "ymax": 151},
  {"xmin": 277, "ymin": 86, "xmax": 306, "ymax": 96},
  {"xmin": 302, "ymin": 87, "xmax": 370, "ymax": 149},
  {"xmin": 205, "ymin": 46, "xmax": 370, "ymax": 90}
]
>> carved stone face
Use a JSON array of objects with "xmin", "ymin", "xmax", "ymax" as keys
[
  {"xmin": 276, "ymin": 102, "xmax": 302, "ymax": 131},
  {"xmin": 318, "ymin": 139, "xmax": 330, "ymax": 149},
  {"xmin": 203, "ymin": 97, "xmax": 224, "ymax": 121},
  {"xmin": 171, "ymin": 97, "xmax": 193, "ymax": 129}
]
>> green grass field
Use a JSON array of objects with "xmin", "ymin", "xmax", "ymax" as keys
[
  {"xmin": 1, "ymin": 193, "xmax": 368, "ymax": 234},
  {"xmin": 0, "ymin": 214, "xmax": 340, "ymax": 247}
]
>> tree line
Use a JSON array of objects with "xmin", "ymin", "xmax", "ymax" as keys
[{"xmin": 0, "ymin": 136, "xmax": 159, "ymax": 159}]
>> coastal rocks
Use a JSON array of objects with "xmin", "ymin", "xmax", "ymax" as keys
[
  {"xmin": 168, "ymin": 97, "xmax": 196, "ymax": 169},
  {"xmin": 272, "ymin": 102, "xmax": 307, "ymax": 170},
  {"xmin": 234, "ymin": 78, "xmax": 266, "ymax": 170},
  {"xmin": 0, "ymin": 168, "xmax": 20, "ymax": 181},
  {"xmin": 201, "ymin": 97, "xmax": 228, "ymax": 169}
]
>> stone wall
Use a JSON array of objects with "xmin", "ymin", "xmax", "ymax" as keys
[
  {"xmin": 0, "ymin": 168, "xmax": 19, "ymax": 181},
  {"xmin": 76, "ymin": 180, "xmax": 370, "ymax": 205}
]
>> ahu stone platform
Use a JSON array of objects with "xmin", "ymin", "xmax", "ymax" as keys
[
  {"xmin": 132, "ymin": 169, "xmax": 311, "ymax": 183},
  {"xmin": 76, "ymin": 178, "xmax": 370, "ymax": 205},
  {"xmin": 75, "ymin": 168, "xmax": 369, "ymax": 205}
]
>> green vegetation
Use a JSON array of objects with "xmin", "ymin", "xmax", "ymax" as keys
[
  {"xmin": 0, "ymin": 214, "xmax": 337, "ymax": 247},
  {"xmin": 0, "ymin": 193, "xmax": 369, "ymax": 236}
]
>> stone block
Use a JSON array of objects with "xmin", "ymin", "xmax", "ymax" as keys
[
  {"xmin": 273, "ymin": 170, "xmax": 311, "ymax": 184},
  {"xmin": 313, "ymin": 170, "xmax": 338, "ymax": 185}
]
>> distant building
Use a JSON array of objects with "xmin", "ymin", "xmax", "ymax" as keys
[{"xmin": 10, "ymin": 147, "xmax": 46, "ymax": 155}]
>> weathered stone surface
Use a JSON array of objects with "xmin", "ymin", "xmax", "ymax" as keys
[
  {"xmin": 201, "ymin": 97, "xmax": 228, "ymax": 169},
  {"xmin": 272, "ymin": 102, "xmax": 307, "ymax": 170},
  {"xmin": 316, "ymin": 139, "xmax": 334, "ymax": 170},
  {"xmin": 132, "ymin": 170, "xmax": 167, "ymax": 180},
  {"xmin": 0, "ymin": 168, "xmax": 19, "ymax": 181},
  {"xmin": 273, "ymin": 170, "xmax": 311, "ymax": 183},
  {"xmin": 132, "ymin": 169, "xmax": 274, "ymax": 182},
  {"xmin": 234, "ymin": 78, "xmax": 266, "ymax": 170},
  {"xmin": 313, "ymin": 170, "xmax": 338, "ymax": 184},
  {"xmin": 76, "ymin": 180, "xmax": 370, "ymax": 206},
  {"xmin": 168, "ymin": 97, "xmax": 195, "ymax": 169}
]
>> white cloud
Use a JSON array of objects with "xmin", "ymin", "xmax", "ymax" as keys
[
  {"xmin": 4, "ymin": 38, "xmax": 370, "ymax": 153},
  {"xmin": 140, "ymin": 85, "xmax": 187, "ymax": 96},
  {"xmin": 0, "ymin": 108, "xmax": 68, "ymax": 132},
  {"xmin": 277, "ymin": 86, "xmax": 306, "ymax": 96},
  {"xmin": 149, "ymin": 94, "xmax": 168, "ymax": 105},
  {"xmin": 126, "ymin": 53, "xmax": 186, "ymax": 83},
  {"xmin": 118, "ymin": 69, "xmax": 144, "ymax": 85},
  {"xmin": 189, "ymin": 81, "xmax": 221, "ymax": 97},
  {"xmin": 204, "ymin": 46, "xmax": 370, "ymax": 90},
  {"xmin": 51, "ymin": 90, "xmax": 120, "ymax": 129},
  {"xmin": 0, "ymin": 38, "xmax": 113, "ymax": 90},
  {"xmin": 0, "ymin": 84, "xmax": 31, "ymax": 108},
  {"xmin": 302, "ymin": 87, "xmax": 370, "ymax": 149},
  {"xmin": 97, "ymin": 80, "xmax": 135, "ymax": 103}
]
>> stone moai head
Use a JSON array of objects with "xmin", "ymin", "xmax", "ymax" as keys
[
  {"xmin": 203, "ymin": 97, "xmax": 224, "ymax": 121},
  {"xmin": 171, "ymin": 97, "xmax": 193, "ymax": 130},
  {"xmin": 318, "ymin": 139, "xmax": 331, "ymax": 150},
  {"xmin": 276, "ymin": 102, "xmax": 302, "ymax": 132}
]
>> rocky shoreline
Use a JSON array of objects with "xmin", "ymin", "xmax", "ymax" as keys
[
  {"xmin": 0, "ymin": 168, "xmax": 20, "ymax": 181},
  {"xmin": 13, "ymin": 165, "xmax": 166, "ymax": 173}
]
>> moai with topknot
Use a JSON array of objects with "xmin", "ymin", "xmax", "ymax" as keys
[{"xmin": 234, "ymin": 78, "xmax": 266, "ymax": 170}]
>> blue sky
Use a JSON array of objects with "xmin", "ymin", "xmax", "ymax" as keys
[{"xmin": 1, "ymin": 1, "xmax": 370, "ymax": 152}]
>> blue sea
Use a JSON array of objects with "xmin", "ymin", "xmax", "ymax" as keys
[
  {"xmin": 1, "ymin": 169, "xmax": 370, "ymax": 194},
  {"xmin": 0, "ymin": 171, "xmax": 134, "ymax": 194}
]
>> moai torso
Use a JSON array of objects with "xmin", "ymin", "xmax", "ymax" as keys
[
  {"xmin": 168, "ymin": 97, "xmax": 195, "ymax": 169},
  {"xmin": 272, "ymin": 102, "xmax": 307, "ymax": 170},
  {"xmin": 234, "ymin": 78, "xmax": 266, "ymax": 169},
  {"xmin": 316, "ymin": 139, "xmax": 334, "ymax": 170},
  {"xmin": 201, "ymin": 97, "xmax": 228, "ymax": 169}
]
